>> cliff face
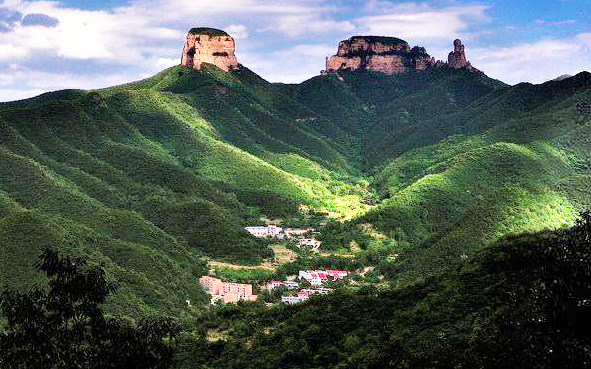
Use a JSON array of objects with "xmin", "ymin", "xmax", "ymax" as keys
[
  {"xmin": 448, "ymin": 39, "xmax": 469, "ymax": 69},
  {"xmin": 322, "ymin": 36, "xmax": 435, "ymax": 75},
  {"xmin": 180, "ymin": 27, "xmax": 238, "ymax": 72}
]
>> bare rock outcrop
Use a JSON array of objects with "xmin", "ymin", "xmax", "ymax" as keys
[
  {"xmin": 180, "ymin": 27, "xmax": 238, "ymax": 72},
  {"xmin": 448, "ymin": 39, "xmax": 469, "ymax": 69},
  {"xmin": 322, "ymin": 36, "xmax": 435, "ymax": 75}
]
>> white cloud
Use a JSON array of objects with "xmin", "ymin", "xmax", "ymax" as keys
[
  {"xmin": 0, "ymin": 88, "xmax": 45, "ymax": 101},
  {"xmin": 472, "ymin": 37, "xmax": 590, "ymax": 85},
  {"xmin": 225, "ymin": 24, "xmax": 248, "ymax": 39},
  {"xmin": 242, "ymin": 44, "xmax": 335, "ymax": 83},
  {"xmin": 0, "ymin": 0, "xmax": 588, "ymax": 101},
  {"xmin": 355, "ymin": 2, "xmax": 490, "ymax": 43},
  {"xmin": 155, "ymin": 57, "xmax": 177, "ymax": 69}
]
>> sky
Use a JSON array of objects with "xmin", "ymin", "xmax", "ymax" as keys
[{"xmin": 0, "ymin": 0, "xmax": 589, "ymax": 102}]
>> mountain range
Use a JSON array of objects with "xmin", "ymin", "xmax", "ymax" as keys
[{"xmin": 0, "ymin": 28, "xmax": 589, "ymax": 317}]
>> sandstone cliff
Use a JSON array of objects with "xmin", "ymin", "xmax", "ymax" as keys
[
  {"xmin": 448, "ymin": 39, "xmax": 469, "ymax": 69},
  {"xmin": 322, "ymin": 36, "xmax": 435, "ymax": 75},
  {"xmin": 180, "ymin": 27, "xmax": 238, "ymax": 72}
]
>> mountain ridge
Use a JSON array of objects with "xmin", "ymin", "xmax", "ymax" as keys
[{"xmin": 0, "ymin": 28, "xmax": 589, "ymax": 316}]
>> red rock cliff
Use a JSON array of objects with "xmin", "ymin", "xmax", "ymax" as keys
[
  {"xmin": 180, "ymin": 27, "xmax": 238, "ymax": 72},
  {"xmin": 322, "ymin": 36, "xmax": 435, "ymax": 75},
  {"xmin": 448, "ymin": 39, "xmax": 469, "ymax": 69}
]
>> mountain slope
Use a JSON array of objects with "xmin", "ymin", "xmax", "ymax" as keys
[
  {"xmin": 175, "ymin": 217, "xmax": 591, "ymax": 368},
  {"xmin": 355, "ymin": 72, "xmax": 591, "ymax": 283},
  {"xmin": 0, "ymin": 65, "xmax": 375, "ymax": 316},
  {"xmin": 0, "ymin": 61, "xmax": 589, "ymax": 315}
]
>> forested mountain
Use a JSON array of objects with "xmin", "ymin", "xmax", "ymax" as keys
[
  {"xmin": 174, "ymin": 214, "xmax": 591, "ymax": 368},
  {"xmin": 0, "ymin": 38, "xmax": 589, "ymax": 318}
]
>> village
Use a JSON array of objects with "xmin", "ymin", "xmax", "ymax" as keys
[
  {"xmin": 243, "ymin": 224, "xmax": 322, "ymax": 250},
  {"xmin": 199, "ymin": 268, "xmax": 348, "ymax": 305},
  {"xmin": 198, "ymin": 224, "xmax": 349, "ymax": 305}
]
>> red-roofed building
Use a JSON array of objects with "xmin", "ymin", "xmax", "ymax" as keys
[
  {"xmin": 298, "ymin": 290, "xmax": 310, "ymax": 298},
  {"xmin": 267, "ymin": 280, "xmax": 284, "ymax": 291},
  {"xmin": 327, "ymin": 269, "xmax": 348, "ymax": 280}
]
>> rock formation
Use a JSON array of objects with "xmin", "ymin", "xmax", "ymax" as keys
[
  {"xmin": 180, "ymin": 27, "xmax": 238, "ymax": 72},
  {"xmin": 448, "ymin": 39, "xmax": 470, "ymax": 69},
  {"xmin": 321, "ymin": 36, "xmax": 435, "ymax": 75}
]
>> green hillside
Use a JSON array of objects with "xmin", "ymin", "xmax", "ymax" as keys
[
  {"xmin": 0, "ymin": 64, "xmax": 373, "ymax": 316},
  {"xmin": 0, "ymin": 60, "xmax": 589, "ymax": 317},
  {"xmin": 174, "ymin": 215, "xmax": 591, "ymax": 368},
  {"xmin": 356, "ymin": 73, "xmax": 591, "ymax": 284}
]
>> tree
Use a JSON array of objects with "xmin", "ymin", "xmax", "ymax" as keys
[
  {"xmin": 0, "ymin": 249, "xmax": 180, "ymax": 369},
  {"xmin": 483, "ymin": 211, "xmax": 591, "ymax": 369}
]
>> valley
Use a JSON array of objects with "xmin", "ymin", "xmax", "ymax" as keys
[
  {"xmin": 0, "ymin": 23, "xmax": 589, "ymax": 368},
  {"xmin": 0, "ymin": 29, "xmax": 590, "ymax": 316}
]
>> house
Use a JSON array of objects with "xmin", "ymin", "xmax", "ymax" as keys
[
  {"xmin": 267, "ymin": 280, "xmax": 284, "ymax": 291},
  {"xmin": 297, "ymin": 238, "xmax": 322, "ymax": 250},
  {"xmin": 281, "ymin": 291, "xmax": 310, "ymax": 305},
  {"xmin": 298, "ymin": 270, "xmax": 328, "ymax": 286},
  {"xmin": 199, "ymin": 276, "xmax": 257, "ymax": 304},
  {"xmin": 327, "ymin": 269, "xmax": 348, "ymax": 280},
  {"xmin": 284, "ymin": 228, "xmax": 315, "ymax": 238},
  {"xmin": 298, "ymin": 290, "xmax": 310, "ymax": 299},
  {"xmin": 284, "ymin": 281, "xmax": 299, "ymax": 289},
  {"xmin": 316, "ymin": 271, "xmax": 328, "ymax": 282},
  {"xmin": 282, "ymin": 295, "xmax": 306, "ymax": 304},
  {"xmin": 302, "ymin": 288, "xmax": 332, "ymax": 295},
  {"xmin": 280, "ymin": 285, "xmax": 337, "ymax": 305},
  {"xmin": 298, "ymin": 271, "xmax": 321, "ymax": 286},
  {"xmin": 244, "ymin": 225, "xmax": 283, "ymax": 238}
]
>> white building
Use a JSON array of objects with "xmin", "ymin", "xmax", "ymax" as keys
[
  {"xmin": 281, "ymin": 290, "xmax": 310, "ymax": 304},
  {"xmin": 297, "ymin": 238, "xmax": 322, "ymax": 250},
  {"xmin": 298, "ymin": 270, "xmax": 326, "ymax": 286},
  {"xmin": 244, "ymin": 225, "xmax": 283, "ymax": 238},
  {"xmin": 281, "ymin": 296, "xmax": 302, "ymax": 305},
  {"xmin": 284, "ymin": 228, "xmax": 315, "ymax": 238},
  {"xmin": 267, "ymin": 280, "xmax": 284, "ymax": 291},
  {"xmin": 284, "ymin": 281, "xmax": 299, "ymax": 289},
  {"xmin": 327, "ymin": 269, "xmax": 348, "ymax": 280},
  {"xmin": 301, "ymin": 288, "xmax": 332, "ymax": 295}
]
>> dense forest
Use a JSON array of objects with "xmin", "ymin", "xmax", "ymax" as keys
[
  {"xmin": 1, "ymin": 65, "xmax": 590, "ymax": 316},
  {"xmin": 0, "ymin": 46, "xmax": 590, "ymax": 368},
  {"xmin": 2, "ymin": 212, "xmax": 589, "ymax": 368}
]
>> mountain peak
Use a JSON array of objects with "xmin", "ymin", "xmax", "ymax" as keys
[
  {"xmin": 321, "ymin": 35, "xmax": 435, "ymax": 75},
  {"xmin": 448, "ymin": 39, "xmax": 472, "ymax": 70},
  {"xmin": 180, "ymin": 27, "xmax": 238, "ymax": 72}
]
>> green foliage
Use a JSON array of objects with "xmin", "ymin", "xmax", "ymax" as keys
[
  {"xmin": 188, "ymin": 27, "xmax": 229, "ymax": 37},
  {"xmin": 1, "ymin": 58, "xmax": 590, "ymax": 321},
  {"xmin": 0, "ymin": 249, "xmax": 180, "ymax": 369},
  {"xmin": 212, "ymin": 267, "xmax": 274, "ymax": 283},
  {"xmin": 175, "ymin": 212, "xmax": 591, "ymax": 369}
]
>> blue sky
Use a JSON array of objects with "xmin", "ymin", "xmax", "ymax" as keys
[{"xmin": 0, "ymin": 0, "xmax": 589, "ymax": 102}]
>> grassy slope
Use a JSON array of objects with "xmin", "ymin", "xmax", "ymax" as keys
[
  {"xmin": 0, "ymin": 65, "xmax": 373, "ymax": 316},
  {"xmin": 361, "ymin": 72, "xmax": 591, "ymax": 284},
  {"xmin": 0, "ymin": 60, "xmax": 589, "ymax": 316},
  {"xmin": 176, "ymin": 225, "xmax": 582, "ymax": 369}
]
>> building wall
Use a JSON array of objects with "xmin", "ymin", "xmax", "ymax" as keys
[{"xmin": 199, "ymin": 276, "xmax": 257, "ymax": 302}]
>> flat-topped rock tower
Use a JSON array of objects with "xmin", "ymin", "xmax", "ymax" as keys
[
  {"xmin": 322, "ymin": 36, "xmax": 480, "ymax": 76},
  {"xmin": 322, "ymin": 36, "xmax": 436, "ymax": 75},
  {"xmin": 180, "ymin": 27, "xmax": 238, "ymax": 72}
]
